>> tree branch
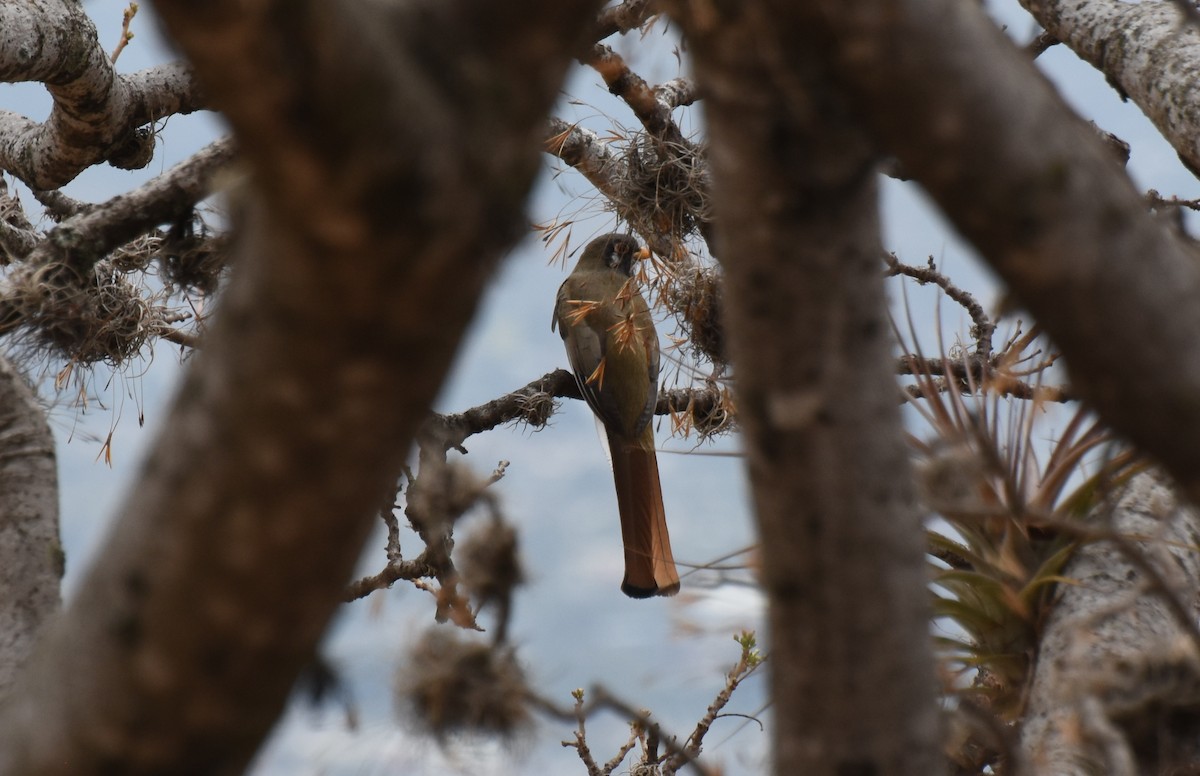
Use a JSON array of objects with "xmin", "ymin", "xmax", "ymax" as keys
[
  {"xmin": 593, "ymin": 0, "xmax": 660, "ymax": 41},
  {"xmin": 800, "ymin": 0, "xmax": 1200, "ymax": 504},
  {"xmin": 1020, "ymin": 474, "xmax": 1200, "ymax": 774},
  {"xmin": 0, "ymin": 0, "xmax": 604, "ymax": 773},
  {"xmin": 0, "ymin": 1, "xmax": 204, "ymax": 189},
  {"xmin": 4, "ymin": 137, "xmax": 234, "ymax": 269},
  {"xmin": 0, "ymin": 354, "xmax": 59, "ymax": 700},
  {"xmin": 585, "ymin": 43, "xmax": 689, "ymax": 147},
  {"xmin": 1017, "ymin": 0, "xmax": 1200, "ymax": 175}
]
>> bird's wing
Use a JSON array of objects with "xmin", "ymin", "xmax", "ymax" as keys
[
  {"xmin": 555, "ymin": 278, "xmax": 625, "ymax": 431},
  {"xmin": 631, "ymin": 294, "xmax": 659, "ymax": 437}
]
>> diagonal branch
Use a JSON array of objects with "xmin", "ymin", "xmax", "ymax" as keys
[
  {"xmin": 585, "ymin": 43, "xmax": 689, "ymax": 147},
  {"xmin": 1017, "ymin": 0, "xmax": 1200, "ymax": 175},
  {"xmin": 799, "ymin": 0, "xmax": 1200, "ymax": 503}
]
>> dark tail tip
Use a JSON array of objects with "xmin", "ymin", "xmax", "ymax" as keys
[{"xmin": 621, "ymin": 580, "xmax": 681, "ymax": 599}]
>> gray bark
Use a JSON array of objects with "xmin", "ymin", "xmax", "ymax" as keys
[
  {"xmin": 0, "ymin": 355, "xmax": 59, "ymax": 699},
  {"xmin": 1018, "ymin": 0, "xmax": 1200, "ymax": 175},
  {"xmin": 0, "ymin": 0, "xmax": 202, "ymax": 189},
  {"xmin": 1020, "ymin": 473, "xmax": 1200, "ymax": 775}
]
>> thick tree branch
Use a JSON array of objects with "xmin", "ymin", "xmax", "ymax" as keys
[
  {"xmin": 668, "ymin": 2, "xmax": 942, "ymax": 773},
  {"xmin": 0, "ymin": 355, "xmax": 59, "ymax": 700},
  {"xmin": 1017, "ymin": 0, "xmax": 1200, "ymax": 175},
  {"xmin": 0, "ymin": 1, "xmax": 204, "ymax": 189},
  {"xmin": 1020, "ymin": 474, "xmax": 1200, "ymax": 774},
  {"xmin": 545, "ymin": 118, "xmax": 630, "ymax": 206},
  {"xmin": 0, "ymin": 1, "xmax": 603, "ymax": 774},
  {"xmin": 2, "ymin": 137, "xmax": 234, "ymax": 270},
  {"xmin": 585, "ymin": 44, "xmax": 688, "ymax": 148},
  {"xmin": 798, "ymin": 0, "xmax": 1200, "ymax": 504},
  {"xmin": 0, "ymin": 138, "xmax": 235, "ymax": 361}
]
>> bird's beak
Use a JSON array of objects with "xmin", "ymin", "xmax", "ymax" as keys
[{"xmin": 634, "ymin": 247, "xmax": 651, "ymax": 262}]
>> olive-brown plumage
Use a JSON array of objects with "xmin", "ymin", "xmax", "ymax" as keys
[{"xmin": 553, "ymin": 234, "xmax": 680, "ymax": 598}]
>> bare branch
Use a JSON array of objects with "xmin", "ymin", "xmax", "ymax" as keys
[
  {"xmin": 343, "ymin": 553, "xmax": 437, "ymax": 602},
  {"xmin": 1026, "ymin": 29, "xmax": 1059, "ymax": 58},
  {"xmin": 901, "ymin": 375, "xmax": 1072, "ymax": 404},
  {"xmin": 29, "ymin": 188, "xmax": 90, "ymax": 222},
  {"xmin": 538, "ymin": 686, "xmax": 718, "ymax": 776},
  {"xmin": 793, "ymin": 0, "xmax": 1200, "ymax": 503},
  {"xmin": 420, "ymin": 368, "xmax": 731, "ymax": 457},
  {"xmin": 665, "ymin": 631, "xmax": 764, "ymax": 772},
  {"xmin": 655, "ymin": 77, "xmax": 701, "ymax": 109},
  {"xmin": 109, "ymin": 2, "xmax": 139, "ymax": 64},
  {"xmin": 1021, "ymin": 474, "xmax": 1200, "ymax": 773},
  {"xmin": 0, "ymin": 2, "xmax": 203, "ymax": 189},
  {"xmin": 585, "ymin": 43, "xmax": 688, "ymax": 147},
  {"xmin": 0, "ymin": 138, "xmax": 235, "ymax": 362},
  {"xmin": 884, "ymin": 252, "xmax": 995, "ymax": 354},
  {"xmin": 7, "ymin": 136, "xmax": 234, "ymax": 272}
]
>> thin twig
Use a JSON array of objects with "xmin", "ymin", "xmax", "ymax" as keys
[
  {"xmin": 110, "ymin": 2, "xmax": 139, "ymax": 63},
  {"xmin": 1027, "ymin": 30, "xmax": 1059, "ymax": 58},
  {"xmin": 884, "ymin": 252, "xmax": 995, "ymax": 355}
]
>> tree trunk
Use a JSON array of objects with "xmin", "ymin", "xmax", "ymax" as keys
[
  {"xmin": 670, "ymin": 3, "xmax": 943, "ymax": 773},
  {"xmin": 0, "ymin": 355, "xmax": 59, "ymax": 699},
  {"xmin": 0, "ymin": 2, "xmax": 600, "ymax": 773}
]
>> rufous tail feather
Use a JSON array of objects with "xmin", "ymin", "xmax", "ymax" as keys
[{"xmin": 608, "ymin": 429, "xmax": 679, "ymax": 598}]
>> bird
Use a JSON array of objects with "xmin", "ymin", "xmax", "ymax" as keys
[{"xmin": 552, "ymin": 233, "xmax": 680, "ymax": 598}]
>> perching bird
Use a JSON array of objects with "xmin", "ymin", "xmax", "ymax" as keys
[{"xmin": 552, "ymin": 233, "xmax": 680, "ymax": 598}]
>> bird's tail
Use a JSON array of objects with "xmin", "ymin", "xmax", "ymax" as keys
[{"xmin": 608, "ymin": 429, "xmax": 680, "ymax": 598}]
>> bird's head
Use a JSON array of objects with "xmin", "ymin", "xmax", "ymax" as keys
[{"xmin": 579, "ymin": 233, "xmax": 649, "ymax": 276}]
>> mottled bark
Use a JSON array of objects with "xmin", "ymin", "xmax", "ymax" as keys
[
  {"xmin": 1021, "ymin": 473, "xmax": 1200, "ymax": 775},
  {"xmin": 0, "ymin": 0, "xmax": 202, "ymax": 189},
  {"xmin": 0, "ymin": 355, "xmax": 59, "ymax": 700},
  {"xmin": 669, "ymin": 3, "xmax": 942, "ymax": 774},
  {"xmin": 1019, "ymin": 0, "xmax": 1200, "ymax": 175},
  {"xmin": 0, "ymin": 0, "xmax": 600, "ymax": 773}
]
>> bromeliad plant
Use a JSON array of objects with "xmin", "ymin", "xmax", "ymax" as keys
[{"xmin": 902, "ymin": 322, "xmax": 1140, "ymax": 766}]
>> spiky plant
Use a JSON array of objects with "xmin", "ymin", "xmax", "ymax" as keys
[{"xmin": 902, "ymin": 322, "xmax": 1140, "ymax": 769}]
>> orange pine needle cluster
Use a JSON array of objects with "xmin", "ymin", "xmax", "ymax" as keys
[
  {"xmin": 586, "ymin": 357, "xmax": 607, "ymax": 389},
  {"xmin": 607, "ymin": 312, "xmax": 643, "ymax": 353},
  {"xmin": 562, "ymin": 299, "xmax": 601, "ymax": 327}
]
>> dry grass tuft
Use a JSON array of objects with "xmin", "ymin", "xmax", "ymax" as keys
[
  {"xmin": 614, "ymin": 132, "xmax": 710, "ymax": 245},
  {"xmin": 662, "ymin": 264, "xmax": 723, "ymax": 365},
  {"xmin": 7, "ymin": 260, "xmax": 160, "ymax": 367},
  {"xmin": 398, "ymin": 629, "xmax": 531, "ymax": 739}
]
